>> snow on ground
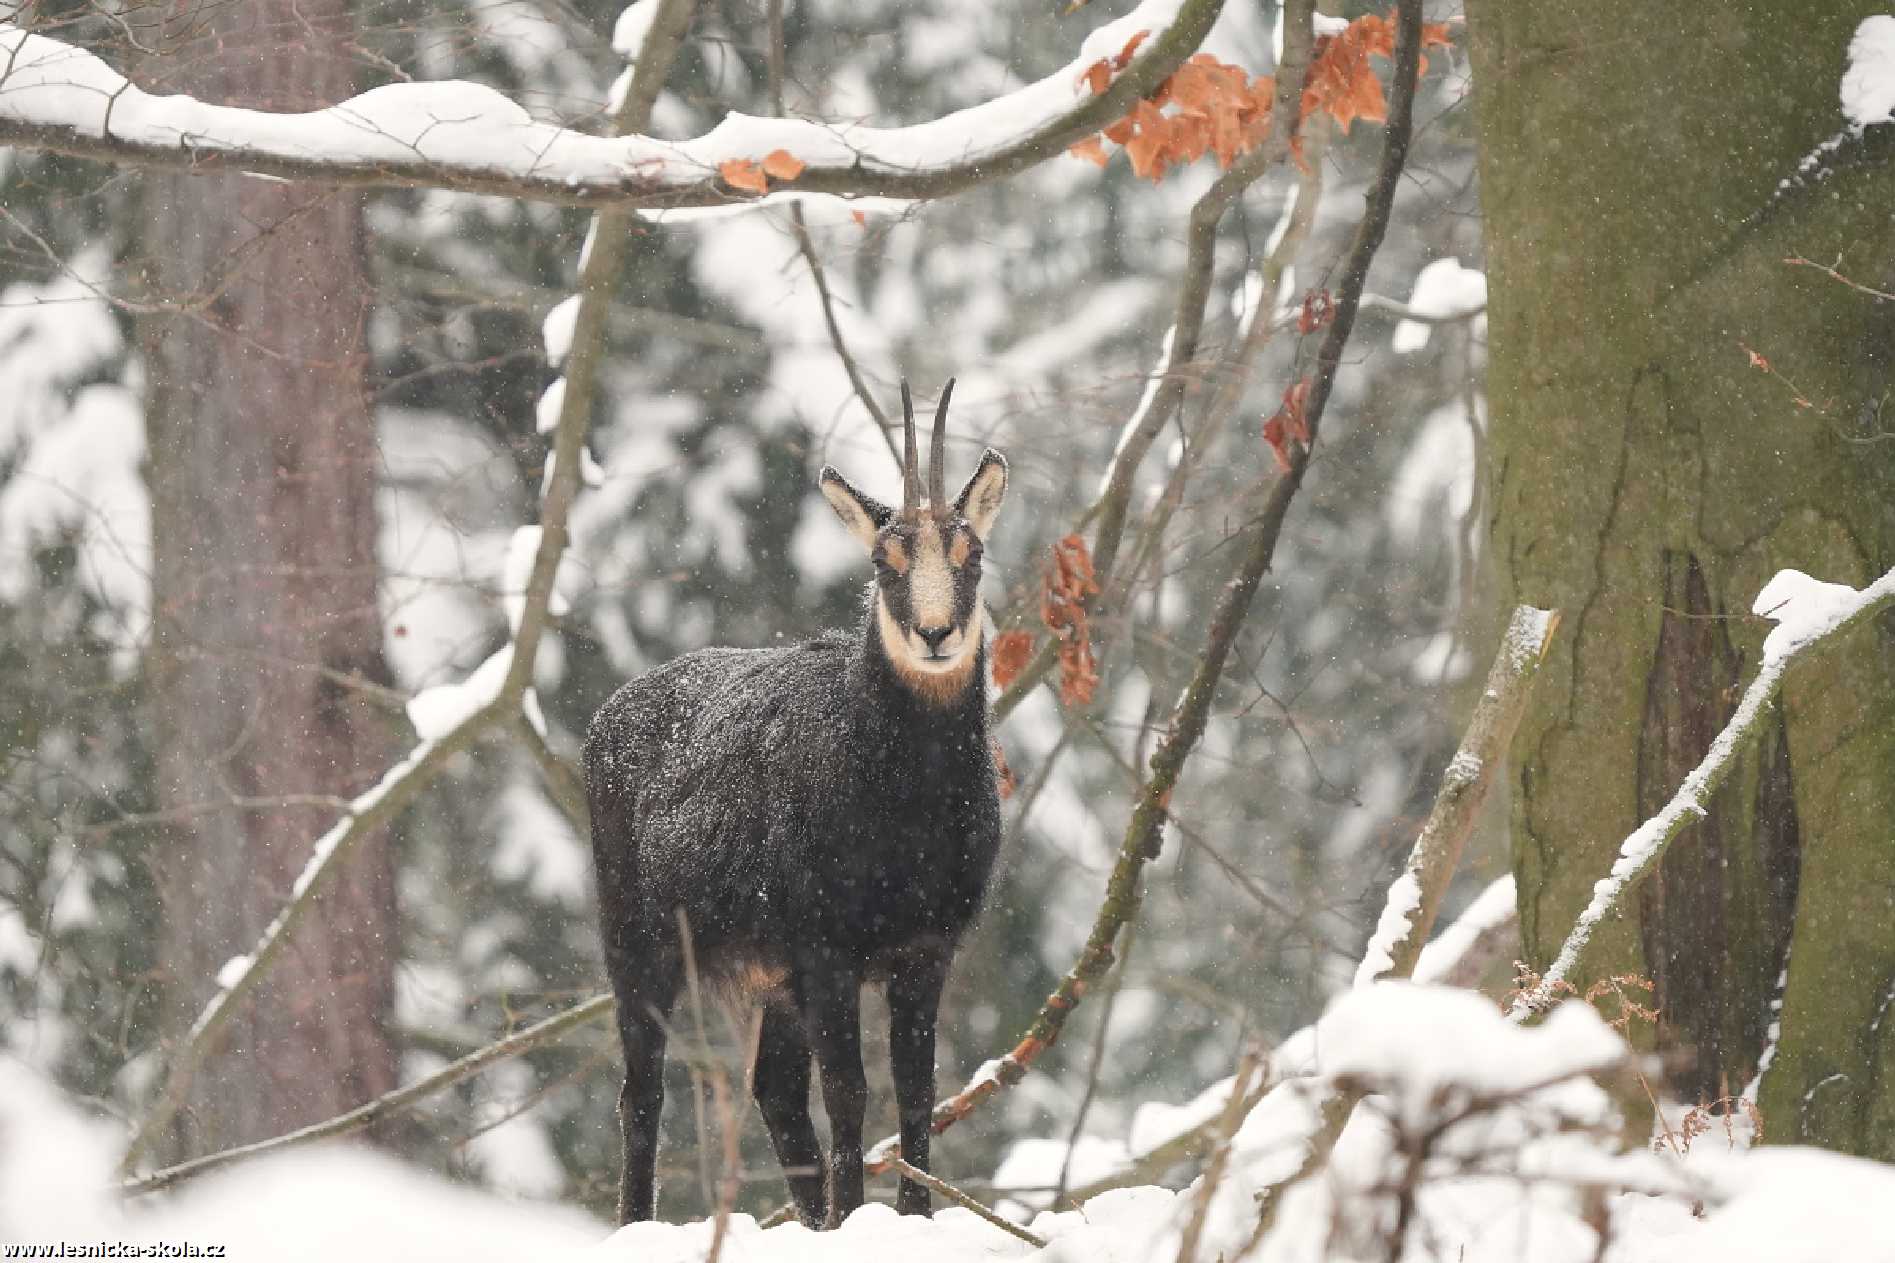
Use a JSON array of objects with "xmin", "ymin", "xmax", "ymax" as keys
[{"xmin": 11, "ymin": 982, "xmax": 1895, "ymax": 1261}]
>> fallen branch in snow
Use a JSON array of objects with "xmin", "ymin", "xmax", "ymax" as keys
[
  {"xmin": 1510, "ymin": 563, "xmax": 1895, "ymax": 1019},
  {"xmin": 993, "ymin": 0, "xmax": 1320, "ymax": 724},
  {"xmin": 1355, "ymin": 604, "xmax": 1557, "ymax": 987},
  {"xmin": 888, "ymin": 1157, "xmax": 1048, "ymax": 1249},
  {"xmin": 115, "ymin": 0, "xmax": 698, "ymax": 1178},
  {"xmin": 120, "ymin": 994, "xmax": 617, "ymax": 1197},
  {"xmin": 0, "ymin": 0, "xmax": 1223, "ymax": 211}
]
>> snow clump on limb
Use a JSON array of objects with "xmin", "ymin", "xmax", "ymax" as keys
[
  {"xmin": 1842, "ymin": 15, "xmax": 1895, "ymax": 129},
  {"xmin": 1391, "ymin": 257, "xmax": 1487, "ymax": 353}
]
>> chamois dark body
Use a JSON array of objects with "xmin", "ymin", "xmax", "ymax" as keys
[{"xmin": 585, "ymin": 380, "xmax": 1009, "ymax": 1229}]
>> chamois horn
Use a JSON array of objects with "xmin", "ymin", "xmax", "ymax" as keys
[
  {"xmin": 899, "ymin": 379, "xmax": 922, "ymax": 522},
  {"xmin": 928, "ymin": 378, "xmax": 955, "ymax": 520}
]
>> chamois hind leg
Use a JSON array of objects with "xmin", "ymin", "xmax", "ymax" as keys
[
  {"xmin": 887, "ymin": 950, "xmax": 950, "ymax": 1216},
  {"xmin": 752, "ymin": 1003, "xmax": 826, "ymax": 1228},
  {"xmin": 610, "ymin": 939, "xmax": 680, "ymax": 1224},
  {"xmin": 796, "ymin": 955, "xmax": 867, "ymax": 1229}
]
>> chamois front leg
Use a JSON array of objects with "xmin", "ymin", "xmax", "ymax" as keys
[
  {"xmin": 888, "ymin": 952, "xmax": 950, "ymax": 1215},
  {"xmin": 798, "ymin": 957, "xmax": 867, "ymax": 1229},
  {"xmin": 753, "ymin": 1005, "xmax": 827, "ymax": 1228}
]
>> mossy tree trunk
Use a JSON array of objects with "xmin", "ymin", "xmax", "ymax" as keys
[{"xmin": 1467, "ymin": 2, "xmax": 1895, "ymax": 1153}]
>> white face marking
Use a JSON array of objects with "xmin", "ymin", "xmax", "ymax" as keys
[{"xmin": 908, "ymin": 525, "xmax": 956, "ymax": 631}]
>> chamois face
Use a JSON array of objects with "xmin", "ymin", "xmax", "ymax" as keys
[{"xmin": 819, "ymin": 449, "xmax": 1008, "ymax": 705}]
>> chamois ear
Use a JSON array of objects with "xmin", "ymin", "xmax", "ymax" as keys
[
  {"xmin": 819, "ymin": 466, "xmax": 892, "ymax": 553},
  {"xmin": 952, "ymin": 449, "xmax": 1008, "ymax": 540}
]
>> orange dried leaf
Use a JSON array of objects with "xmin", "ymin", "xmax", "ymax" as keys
[
  {"xmin": 1039, "ymin": 535, "xmax": 1102, "ymax": 708},
  {"xmin": 1263, "ymin": 413, "xmax": 1293, "ymax": 473},
  {"xmin": 1280, "ymin": 378, "xmax": 1312, "ymax": 445},
  {"xmin": 761, "ymin": 148, "xmax": 807, "ymax": 180},
  {"xmin": 992, "ymin": 738, "xmax": 1017, "ymax": 799},
  {"xmin": 1080, "ymin": 58, "xmax": 1113, "ymax": 95},
  {"xmin": 851, "ymin": 209, "xmax": 868, "ymax": 227},
  {"xmin": 991, "ymin": 629, "xmax": 1036, "ymax": 689},
  {"xmin": 1068, "ymin": 134, "xmax": 1111, "ymax": 167},
  {"xmin": 718, "ymin": 158, "xmax": 767, "ymax": 194},
  {"xmin": 1112, "ymin": 28, "xmax": 1151, "ymax": 70}
]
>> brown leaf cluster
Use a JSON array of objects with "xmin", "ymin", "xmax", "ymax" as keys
[
  {"xmin": 1262, "ymin": 377, "xmax": 1311, "ymax": 473},
  {"xmin": 1070, "ymin": 12, "xmax": 1453, "ymax": 180},
  {"xmin": 1071, "ymin": 36, "xmax": 1276, "ymax": 181},
  {"xmin": 1041, "ymin": 534, "xmax": 1102, "ymax": 706},
  {"xmin": 1302, "ymin": 13, "xmax": 1453, "ymax": 134},
  {"xmin": 1297, "ymin": 287, "xmax": 1334, "ymax": 334},
  {"xmin": 717, "ymin": 148, "xmax": 808, "ymax": 195},
  {"xmin": 990, "ymin": 628, "xmax": 1036, "ymax": 691}
]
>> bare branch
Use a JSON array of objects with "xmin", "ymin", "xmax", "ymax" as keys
[
  {"xmin": 121, "ymin": 994, "xmax": 617, "ymax": 1197},
  {"xmin": 887, "ymin": 1157, "xmax": 1048, "ymax": 1249}
]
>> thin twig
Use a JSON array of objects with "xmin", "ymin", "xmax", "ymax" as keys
[
  {"xmin": 766, "ymin": 0, "xmax": 900, "ymax": 467},
  {"xmin": 1054, "ymin": 918, "xmax": 1139, "ymax": 1206},
  {"xmin": 888, "ymin": 1157, "xmax": 1048, "ymax": 1249},
  {"xmin": 1784, "ymin": 252, "xmax": 1895, "ymax": 302}
]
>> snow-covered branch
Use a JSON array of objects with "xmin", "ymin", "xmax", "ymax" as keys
[
  {"xmin": 0, "ymin": 0, "xmax": 1222, "ymax": 210},
  {"xmin": 115, "ymin": 0, "xmax": 699, "ymax": 1178},
  {"xmin": 1510, "ymin": 564, "xmax": 1895, "ymax": 1019},
  {"xmin": 1356, "ymin": 605, "xmax": 1557, "ymax": 986}
]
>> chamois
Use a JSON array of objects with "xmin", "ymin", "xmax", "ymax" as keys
[{"xmin": 584, "ymin": 380, "xmax": 1009, "ymax": 1229}]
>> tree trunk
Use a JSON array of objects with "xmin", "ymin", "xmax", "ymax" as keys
[
  {"xmin": 139, "ymin": 3, "xmax": 399, "ymax": 1155},
  {"xmin": 1467, "ymin": 1, "xmax": 1895, "ymax": 1153}
]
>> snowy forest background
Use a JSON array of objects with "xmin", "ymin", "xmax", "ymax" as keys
[{"xmin": 2, "ymin": 0, "xmax": 1894, "ymax": 1259}]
